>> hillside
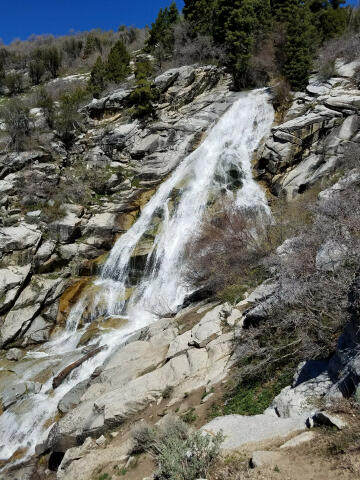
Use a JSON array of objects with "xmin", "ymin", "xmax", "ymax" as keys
[{"xmin": 1, "ymin": 2, "xmax": 360, "ymax": 480}]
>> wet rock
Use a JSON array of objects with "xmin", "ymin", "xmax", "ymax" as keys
[
  {"xmin": 5, "ymin": 347, "xmax": 24, "ymax": 361},
  {"xmin": 1, "ymin": 381, "xmax": 41, "ymax": 409},
  {"xmin": 58, "ymin": 380, "xmax": 91, "ymax": 413}
]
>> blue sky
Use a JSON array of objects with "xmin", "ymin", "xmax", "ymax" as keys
[
  {"xmin": 0, "ymin": 0, "xmax": 357, "ymax": 45},
  {"xmin": 0, "ymin": 0, "xmax": 185, "ymax": 44}
]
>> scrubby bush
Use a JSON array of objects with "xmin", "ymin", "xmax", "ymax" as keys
[
  {"xmin": 1, "ymin": 97, "xmax": 31, "ymax": 150},
  {"xmin": 36, "ymin": 86, "xmax": 55, "ymax": 128},
  {"xmin": 63, "ymin": 37, "xmax": 83, "ymax": 60},
  {"xmin": 5, "ymin": 72, "xmax": 24, "ymax": 95},
  {"xmin": 55, "ymin": 86, "xmax": 89, "ymax": 145},
  {"xmin": 43, "ymin": 46, "xmax": 62, "ymax": 78},
  {"xmin": 131, "ymin": 416, "xmax": 223, "ymax": 480},
  {"xmin": 90, "ymin": 56, "xmax": 106, "ymax": 97},
  {"xmin": 186, "ymin": 200, "xmax": 273, "ymax": 301},
  {"xmin": 29, "ymin": 57, "xmax": 45, "ymax": 85}
]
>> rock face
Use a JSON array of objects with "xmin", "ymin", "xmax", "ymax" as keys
[
  {"xmin": 258, "ymin": 75, "xmax": 360, "ymax": 198},
  {"xmin": 0, "ymin": 64, "xmax": 237, "ymax": 349},
  {"xmin": 46, "ymin": 301, "xmax": 236, "ymax": 454}
]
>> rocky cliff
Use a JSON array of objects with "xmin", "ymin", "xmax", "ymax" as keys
[{"xmin": 1, "ymin": 58, "xmax": 360, "ymax": 480}]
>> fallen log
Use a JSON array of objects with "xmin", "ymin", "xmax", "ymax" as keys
[{"xmin": 52, "ymin": 346, "xmax": 105, "ymax": 389}]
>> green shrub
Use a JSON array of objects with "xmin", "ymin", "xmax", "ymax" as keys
[
  {"xmin": 5, "ymin": 72, "xmax": 24, "ymax": 95},
  {"xmin": 90, "ymin": 56, "xmax": 106, "ymax": 97},
  {"xmin": 36, "ymin": 86, "xmax": 55, "ymax": 128},
  {"xmin": 216, "ymin": 370, "xmax": 293, "ymax": 417},
  {"xmin": 43, "ymin": 46, "xmax": 62, "ymax": 78},
  {"xmin": 128, "ymin": 60, "xmax": 157, "ymax": 119},
  {"xmin": 29, "ymin": 58, "xmax": 45, "ymax": 85},
  {"xmin": 131, "ymin": 416, "xmax": 223, "ymax": 480},
  {"xmin": 105, "ymin": 41, "xmax": 130, "ymax": 83},
  {"xmin": 55, "ymin": 86, "xmax": 89, "ymax": 145}
]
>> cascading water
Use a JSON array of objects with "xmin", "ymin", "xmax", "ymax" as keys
[{"xmin": 0, "ymin": 89, "xmax": 274, "ymax": 466}]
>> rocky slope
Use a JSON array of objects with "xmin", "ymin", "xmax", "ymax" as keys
[{"xmin": 1, "ymin": 58, "xmax": 360, "ymax": 480}]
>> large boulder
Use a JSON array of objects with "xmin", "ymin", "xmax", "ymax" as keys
[
  {"xmin": 0, "ymin": 264, "xmax": 31, "ymax": 314},
  {"xmin": 202, "ymin": 414, "xmax": 306, "ymax": 450},
  {"xmin": 0, "ymin": 224, "xmax": 41, "ymax": 253}
]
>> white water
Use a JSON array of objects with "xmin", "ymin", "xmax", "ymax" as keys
[{"xmin": 0, "ymin": 90, "xmax": 273, "ymax": 465}]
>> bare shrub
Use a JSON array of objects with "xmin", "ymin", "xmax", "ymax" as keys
[
  {"xmin": 270, "ymin": 77, "xmax": 292, "ymax": 113},
  {"xmin": 171, "ymin": 20, "xmax": 226, "ymax": 68},
  {"xmin": 249, "ymin": 34, "xmax": 277, "ymax": 87},
  {"xmin": 236, "ymin": 181, "xmax": 360, "ymax": 385},
  {"xmin": 186, "ymin": 201, "xmax": 273, "ymax": 303},
  {"xmin": 131, "ymin": 416, "xmax": 223, "ymax": 480},
  {"xmin": 318, "ymin": 33, "xmax": 360, "ymax": 79},
  {"xmin": 1, "ymin": 97, "xmax": 31, "ymax": 150}
]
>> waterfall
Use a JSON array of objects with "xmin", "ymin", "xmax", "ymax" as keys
[{"xmin": 0, "ymin": 89, "xmax": 274, "ymax": 465}]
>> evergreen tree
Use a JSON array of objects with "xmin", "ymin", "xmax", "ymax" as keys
[
  {"xmin": 105, "ymin": 41, "xmax": 131, "ymax": 83},
  {"xmin": 129, "ymin": 60, "xmax": 157, "ymax": 119},
  {"xmin": 282, "ymin": 3, "xmax": 317, "ymax": 90},
  {"xmin": 43, "ymin": 47, "xmax": 62, "ymax": 78},
  {"xmin": 29, "ymin": 58, "xmax": 45, "ymax": 85},
  {"xmin": 183, "ymin": 0, "xmax": 216, "ymax": 35},
  {"xmin": 145, "ymin": 2, "xmax": 179, "ymax": 53},
  {"xmin": 215, "ymin": 0, "xmax": 271, "ymax": 88},
  {"xmin": 90, "ymin": 56, "xmax": 106, "ymax": 97},
  {"xmin": 271, "ymin": 0, "xmax": 301, "ymax": 23}
]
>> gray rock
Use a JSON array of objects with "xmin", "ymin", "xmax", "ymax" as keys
[
  {"xmin": 280, "ymin": 431, "xmax": 316, "ymax": 448},
  {"xmin": 1, "ymin": 381, "xmax": 41, "ymax": 409},
  {"xmin": 167, "ymin": 330, "xmax": 192, "ymax": 360},
  {"xmin": 312, "ymin": 411, "xmax": 347, "ymax": 430},
  {"xmin": 1, "ymin": 303, "xmax": 41, "ymax": 346},
  {"xmin": 5, "ymin": 347, "xmax": 23, "ymax": 361},
  {"xmin": 154, "ymin": 69, "xmax": 180, "ymax": 91},
  {"xmin": 49, "ymin": 211, "xmax": 81, "ymax": 243},
  {"xmin": 0, "ymin": 264, "xmax": 31, "ymax": 314},
  {"xmin": 202, "ymin": 414, "xmax": 305, "ymax": 450},
  {"xmin": 190, "ymin": 305, "xmax": 222, "ymax": 348},
  {"xmin": 250, "ymin": 451, "xmax": 282, "ymax": 468},
  {"xmin": 316, "ymin": 240, "xmax": 347, "ymax": 272},
  {"xmin": 0, "ymin": 224, "xmax": 41, "ymax": 252}
]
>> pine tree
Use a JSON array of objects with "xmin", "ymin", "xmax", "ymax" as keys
[
  {"xmin": 271, "ymin": 0, "xmax": 301, "ymax": 23},
  {"xmin": 145, "ymin": 2, "xmax": 179, "ymax": 53},
  {"xmin": 90, "ymin": 56, "xmax": 106, "ymax": 97},
  {"xmin": 29, "ymin": 58, "xmax": 45, "ymax": 85},
  {"xmin": 105, "ymin": 41, "xmax": 131, "ymax": 83},
  {"xmin": 183, "ymin": 0, "xmax": 216, "ymax": 35},
  {"xmin": 282, "ymin": 3, "xmax": 317, "ymax": 90},
  {"xmin": 43, "ymin": 46, "xmax": 62, "ymax": 79},
  {"xmin": 215, "ymin": 0, "xmax": 271, "ymax": 88},
  {"xmin": 129, "ymin": 60, "xmax": 157, "ymax": 119}
]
